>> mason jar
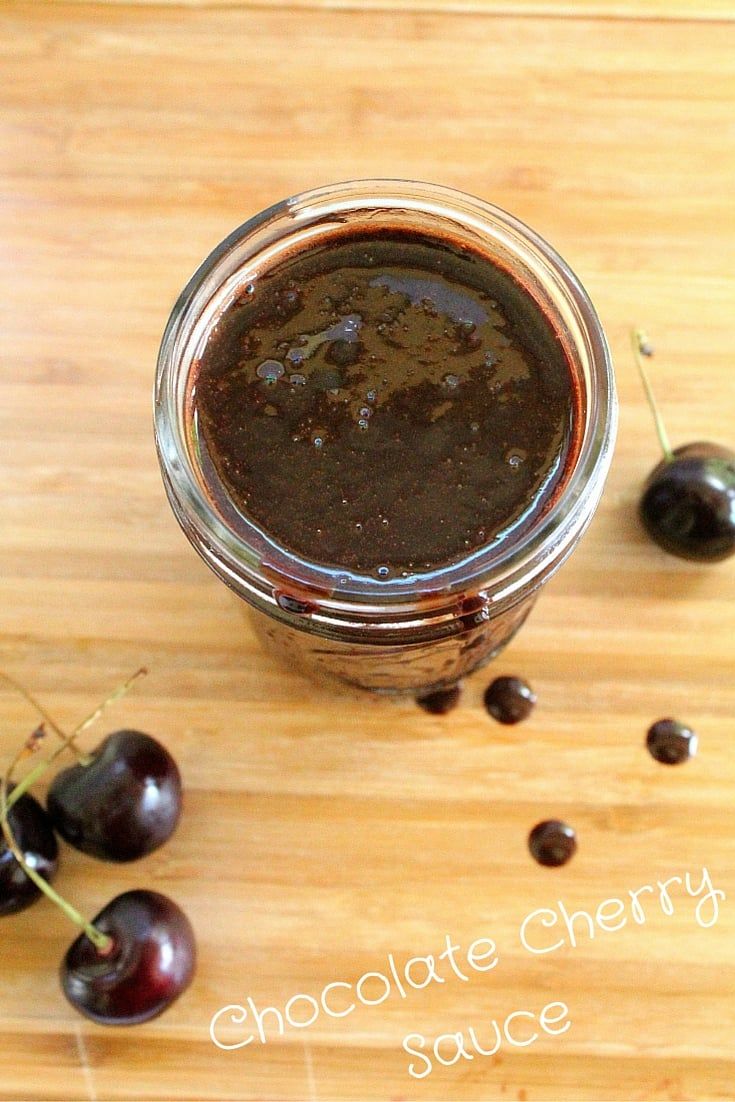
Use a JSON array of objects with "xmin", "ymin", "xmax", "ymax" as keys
[{"xmin": 154, "ymin": 180, "xmax": 616, "ymax": 692}]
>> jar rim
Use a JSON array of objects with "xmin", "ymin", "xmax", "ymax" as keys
[{"xmin": 155, "ymin": 179, "xmax": 617, "ymax": 621}]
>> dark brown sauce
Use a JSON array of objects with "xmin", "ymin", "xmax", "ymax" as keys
[
  {"xmin": 484, "ymin": 675, "xmax": 537, "ymax": 724},
  {"xmin": 416, "ymin": 684, "xmax": 462, "ymax": 715},
  {"xmin": 646, "ymin": 719, "xmax": 698, "ymax": 764},
  {"xmin": 528, "ymin": 820, "xmax": 577, "ymax": 867},
  {"xmin": 193, "ymin": 230, "xmax": 578, "ymax": 579}
]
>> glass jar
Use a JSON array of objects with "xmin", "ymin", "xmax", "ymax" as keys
[{"xmin": 154, "ymin": 180, "xmax": 616, "ymax": 692}]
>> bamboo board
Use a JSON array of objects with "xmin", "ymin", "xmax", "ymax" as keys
[{"xmin": 1, "ymin": 3, "xmax": 734, "ymax": 1099}]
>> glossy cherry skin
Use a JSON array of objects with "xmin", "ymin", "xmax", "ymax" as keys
[
  {"xmin": 47, "ymin": 730, "xmax": 182, "ymax": 862},
  {"xmin": 0, "ymin": 787, "xmax": 59, "ymax": 916},
  {"xmin": 640, "ymin": 442, "xmax": 735, "ymax": 562},
  {"xmin": 61, "ymin": 890, "xmax": 196, "ymax": 1025}
]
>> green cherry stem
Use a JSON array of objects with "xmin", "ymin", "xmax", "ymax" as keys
[
  {"xmin": 0, "ymin": 671, "xmax": 76, "ymax": 750},
  {"xmin": 631, "ymin": 327, "xmax": 674, "ymax": 462},
  {"xmin": 72, "ymin": 667, "xmax": 147, "ymax": 744},
  {"xmin": 0, "ymin": 754, "xmax": 112, "ymax": 952},
  {"xmin": 4, "ymin": 758, "xmax": 52, "ymax": 814},
  {"xmin": 3, "ymin": 667, "xmax": 148, "ymax": 813}
]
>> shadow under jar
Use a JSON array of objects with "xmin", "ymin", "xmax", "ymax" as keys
[{"xmin": 154, "ymin": 181, "xmax": 616, "ymax": 692}]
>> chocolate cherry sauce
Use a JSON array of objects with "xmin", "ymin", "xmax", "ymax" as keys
[{"xmin": 191, "ymin": 229, "xmax": 580, "ymax": 584}]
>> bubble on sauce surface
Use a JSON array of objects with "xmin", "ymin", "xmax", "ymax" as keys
[
  {"xmin": 256, "ymin": 359, "xmax": 285, "ymax": 383},
  {"xmin": 506, "ymin": 448, "xmax": 527, "ymax": 468}
]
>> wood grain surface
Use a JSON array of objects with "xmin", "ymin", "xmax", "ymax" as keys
[
  {"xmin": 47, "ymin": 0, "xmax": 735, "ymax": 24},
  {"xmin": 1, "ymin": 3, "xmax": 734, "ymax": 1100}
]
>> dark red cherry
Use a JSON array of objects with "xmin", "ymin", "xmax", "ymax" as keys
[
  {"xmin": 0, "ymin": 787, "xmax": 59, "ymax": 916},
  {"xmin": 47, "ymin": 730, "xmax": 182, "ymax": 862},
  {"xmin": 61, "ymin": 890, "xmax": 196, "ymax": 1025},
  {"xmin": 632, "ymin": 331, "xmax": 735, "ymax": 562},
  {"xmin": 640, "ymin": 442, "xmax": 735, "ymax": 562}
]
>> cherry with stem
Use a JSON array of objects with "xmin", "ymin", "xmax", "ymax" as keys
[
  {"xmin": 0, "ymin": 667, "xmax": 146, "ymax": 940},
  {"xmin": 45, "ymin": 667, "xmax": 181, "ymax": 863},
  {"xmin": 632, "ymin": 328, "xmax": 735, "ymax": 562},
  {"xmin": 0, "ymin": 667, "xmax": 146, "ymax": 916},
  {"xmin": 0, "ymin": 669, "xmax": 195, "ymax": 1024},
  {"xmin": 2, "ymin": 668, "xmax": 147, "ymax": 814},
  {"xmin": 0, "ymin": 671, "xmax": 143, "ymax": 918},
  {"xmin": 0, "ymin": 730, "xmax": 59, "ymax": 916},
  {"xmin": 0, "ymin": 750, "xmax": 111, "ymax": 951}
]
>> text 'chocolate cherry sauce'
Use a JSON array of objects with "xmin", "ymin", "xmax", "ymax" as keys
[{"xmin": 191, "ymin": 229, "xmax": 580, "ymax": 582}]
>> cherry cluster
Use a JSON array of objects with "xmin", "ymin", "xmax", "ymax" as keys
[{"xmin": 0, "ymin": 670, "xmax": 195, "ymax": 1026}]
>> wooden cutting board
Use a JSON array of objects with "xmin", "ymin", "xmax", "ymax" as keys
[{"xmin": 1, "ymin": 3, "xmax": 734, "ymax": 1099}]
